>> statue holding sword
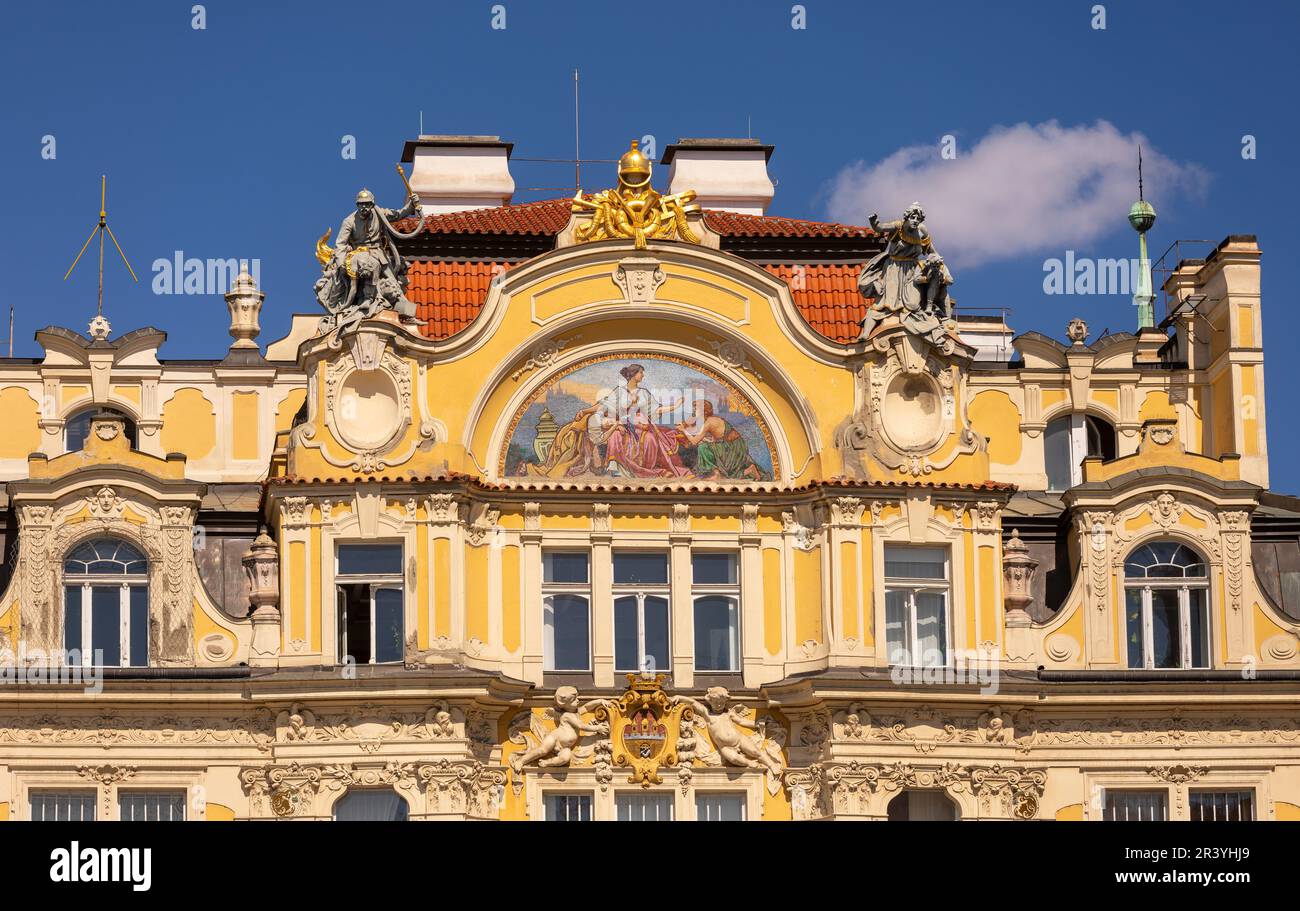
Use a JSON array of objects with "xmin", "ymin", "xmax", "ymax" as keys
[{"xmin": 313, "ymin": 165, "xmax": 426, "ymax": 339}]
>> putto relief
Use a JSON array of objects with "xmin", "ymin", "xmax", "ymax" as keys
[{"xmin": 501, "ymin": 353, "xmax": 777, "ymax": 483}]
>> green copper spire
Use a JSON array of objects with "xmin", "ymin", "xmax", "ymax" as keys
[{"xmin": 1129, "ymin": 146, "xmax": 1157, "ymax": 329}]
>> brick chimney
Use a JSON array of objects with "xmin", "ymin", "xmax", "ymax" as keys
[
  {"xmin": 661, "ymin": 138, "xmax": 775, "ymax": 215},
  {"xmin": 400, "ymin": 135, "xmax": 515, "ymax": 215}
]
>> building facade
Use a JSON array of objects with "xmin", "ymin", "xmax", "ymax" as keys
[{"xmin": 0, "ymin": 136, "xmax": 1297, "ymax": 822}]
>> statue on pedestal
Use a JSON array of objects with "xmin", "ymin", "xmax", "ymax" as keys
[
  {"xmin": 856, "ymin": 202, "xmax": 954, "ymax": 346},
  {"xmin": 314, "ymin": 168, "xmax": 426, "ymax": 339}
]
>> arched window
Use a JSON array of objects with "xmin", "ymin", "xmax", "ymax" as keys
[
  {"xmin": 64, "ymin": 407, "xmax": 138, "ymax": 453},
  {"xmin": 63, "ymin": 538, "xmax": 148, "ymax": 667},
  {"xmin": 887, "ymin": 789, "xmax": 959, "ymax": 821},
  {"xmin": 1044, "ymin": 414, "xmax": 1117, "ymax": 491},
  {"xmin": 1123, "ymin": 541, "xmax": 1210, "ymax": 669},
  {"xmin": 332, "ymin": 789, "xmax": 409, "ymax": 821}
]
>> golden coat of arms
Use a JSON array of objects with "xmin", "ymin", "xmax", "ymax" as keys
[{"xmin": 598, "ymin": 674, "xmax": 694, "ymax": 787}]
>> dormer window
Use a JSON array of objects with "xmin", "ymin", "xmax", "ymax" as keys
[
  {"xmin": 1124, "ymin": 541, "xmax": 1210, "ymax": 669},
  {"xmin": 63, "ymin": 538, "xmax": 149, "ymax": 667},
  {"xmin": 65, "ymin": 407, "xmax": 138, "ymax": 453}
]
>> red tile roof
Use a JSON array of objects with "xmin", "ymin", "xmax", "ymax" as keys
[
  {"xmin": 761, "ymin": 264, "xmax": 867, "ymax": 344},
  {"xmin": 398, "ymin": 198, "xmax": 874, "ymax": 240}
]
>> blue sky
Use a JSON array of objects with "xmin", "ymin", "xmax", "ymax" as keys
[{"xmin": 4, "ymin": 0, "xmax": 1299, "ymax": 485}]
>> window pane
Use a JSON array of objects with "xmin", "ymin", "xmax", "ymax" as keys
[
  {"xmin": 696, "ymin": 793, "xmax": 746, "ymax": 821},
  {"xmin": 1044, "ymin": 417, "xmax": 1073, "ymax": 491},
  {"xmin": 373, "ymin": 588, "xmax": 404, "ymax": 663},
  {"xmin": 30, "ymin": 791, "xmax": 96, "ymax": 822},
  {"xmin": 338, "ymin": 583, "xmax": 370, "ymax": 664},
  {"xmin": 120, "ymin": 791, "xmax": 186, "ymax": 822},
  {"xmin": 337, "ymin": 544, "xmax": 402, "ymax": 576},
  {"xmin": 1188, "ymin": 588, "xmax": 1209, "ymax": 669},
  {"xmin": 91, "ymin": 585, "xmax": 121, "ymax": 666},
  {"xmin": 614, "ymin": 596, "xmax": 638, "ymax": 671},
  {"xmin": 613, "ymin": 552, "xmax": 668, "ymax": 585},
  {"xmin": 1104, "ymin": 790, "xmax": 1168, "ymax": 822},
  {"xmin": 1150, "ymin": 588, "xmax": 1181, "ymax": 669},
  {"xmin": 692, "ymin": 553, "xmax": 737, "ymax": 586},
  {"xmin": 545, "ymin": 594, "xmax": 590, "ymax": 671},
  {"xmin": 64, "ymin": 586, "xmax": 82, "ymax": 664},
  {"xmin": 333, "ymin": 789, "xmax": 409, "ymax": 821},
  {"xmin": 644, "ymin": 596, "xmax": 669, "ymax": 674},
  {"xmin": 129, "ymin": 585, "xmax": 148, "ymax": 667},
  {"xmin": 615, "ymin": 792, "xmax": 673, "ymax": 821},
  {"xmin": 914, "ymin": 591, "xmax": 947, "ymax": 667},
  {"xmin": 1125, "ymin": 587, "xmax": 1145, "ymax": 668},
  {"xmin": 694, "ymin": 596, "xmax": 738, "ymax": 672},
  {"xmin": 544, "ymin": 794, "xmax": 591, "ymax": 822},
  {"xmin": 884, "ymin": 546, "xmax": 946, "ymax": 580},
  {"xmin": 1190, "ymin": 790, "xmax": 1254, "ymax": 822},
  {"xmin": 544, "ymin": 552, "xmax": 589, "ymax": 584},
  {"xmin": 885, "ymin": 589, "xmax": 909, "ymax": 664}
]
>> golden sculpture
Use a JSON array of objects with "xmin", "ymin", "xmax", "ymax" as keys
[
  {"xmin": 572, "ymin": 140, "xmax": 701, "ymax": 249},
  {"xmin": 598, "ymin": 674, "xmax": 693, "ymax": 787}
]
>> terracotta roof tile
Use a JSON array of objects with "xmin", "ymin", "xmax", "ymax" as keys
[
  {"xmin": 396, "ymin": 198, "xmax": 874, "ymax": 240},
  {"xmin": 761, "ymin": 264, "xmax": 866, "ymax": 343}
]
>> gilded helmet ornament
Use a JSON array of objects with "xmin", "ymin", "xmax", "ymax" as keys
[
  {"xmin": 617, "ymin": 140, "xmax": 652, "ymax": 188},
  {"xmin": 355, "ymin": 188, "xmax": 376, "ymax": 205}
]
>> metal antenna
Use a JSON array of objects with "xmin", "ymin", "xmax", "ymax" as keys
[
  {"xmin": 1137, "ymin": 145, "xmax": 1145, "ymax": 201},
  {"xmin": 64, "ymin": 175, "xmax": 138, "ymax": 319},
  {"xmin": 574, "ymin": 68, "xmax": 581, "ymax": 192}
]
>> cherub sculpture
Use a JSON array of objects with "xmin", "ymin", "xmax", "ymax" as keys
[
  {"xmin": 674, "ymin": 687, "xmax": 785, "ymax": 789},
  {"xmin": 508, "ymin": 686, "xmax": 610, "ymax": 772}
]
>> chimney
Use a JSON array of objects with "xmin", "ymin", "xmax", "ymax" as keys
[
  {"xmin": 661, "ymin": 138, "xmax": 775, "ymax": 215},
  {"xmin": 401, "ymin": 135, "xmax": 515, "ymax": 215}
]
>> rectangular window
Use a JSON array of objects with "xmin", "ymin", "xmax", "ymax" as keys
[
  {"xmin": 693, "ymin": 553, "xmax": 739, "ymax": 672},
  {"xmin": 543, "ymin": 552, "xmax": 591, "ymax": 672},
  {"xmin": 1103, "ymin": 790, "xmax": 1168, "ymax": 821},
  {"xmin": 1126, "ymin": 585, "xmax": 1210, "ymax": 669},
  {"xmin": 696, "ymin": 792, "xmax": 746, "ymax": 821},
  {"xmin": 544, "ymin": 793, "xmax": 592, "ymax": 822},
  {"xmin": 336, "ymin": 543, "xmax": 404, "ymax": 665},
  {"xmin": 615, "ymin": 792, "xmax": 674, "ymax": 821},
  {"xmin": 614, "ymin": 552, "xmax": 670, "ymax": 674},
  {"xmin": 1190, "ymin": 789, "xmax": 1255, "ymax": 822},
  {"xmin": 883, "ymin": 546, "xmax": 949, "ymax": 667},
  {"xmin": 30, "ymin": 791, "xmax": 96, "ymax": 821},
  {"xmin": 119, "ymin": 790, "xmax": 187, "ymax": 821},
  {"xmin": 63, "ymin": 583, "xmax": 148, "ymax": 667}
]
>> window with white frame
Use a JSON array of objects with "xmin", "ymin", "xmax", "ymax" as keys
[
  {"xmin": 543, "ymin": 552, "xmax": 591, "ymax": 672},
  {"xmin": 30, "ymin": 791, "xmax": 96, "ymax": 821},
  {"xmin": 332, "ymin": 789, "xmax": 410, "ymax": 821},
  {"xmin": 1103, "ymin": 789, "xmax": 1168, "ymax": 821},
  {"xmin": 1044, "ymin": 413, "xmax": 1116, "ymax": 491},
  {"xmin": 119, "ymin": 790, "xmax": 186, "ymax": 821},
  {"xmin": 1190, "ymin": 789, "xmax": 1255, "ymax": 821},
  {"xmin": 63, "ymin": 538, "xmax": 149, "ymax": 667},
  {"xmin": 615, "ymin": 792, "xmax": 674, "ymax": 821},
  {"xmin": 883, "ymin": 545, "xmax": 949, "ymax": 667},
  {"xmin": 693, "ymin": 553, "xmax": 739, "ymax": 672},
  {"xmin": 613, "ymin": 552, "xmax": 670, "ymax": 674},
  {"xmin": 64, "ymin": 407, "xmax": 138, "ymax": 453},
  {"xmin": 543, "ymin": 793, "xmax": 592, "ymax": 821},
  {"xmin": 696, "ymin": 792, "xmax": 746, "ymax": 821},
  {"xmin": 335, "ymin": 543, "xmax": 404, "ymax": 665},
  {"xmin": 1123, "ymin": 541, "xmax": 1210, "ymax": 669}
]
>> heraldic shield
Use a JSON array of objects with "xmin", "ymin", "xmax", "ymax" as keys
[{"xmin": 600, "ymin": 674, "xmax": 692, "ymax": 787}]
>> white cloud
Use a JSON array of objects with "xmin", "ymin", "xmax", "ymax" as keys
[{"xmin": 825, "ymin": 121, "xmax": 1210, "ymax": 269}]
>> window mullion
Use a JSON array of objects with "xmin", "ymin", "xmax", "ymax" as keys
[
  {"xmin": 81, "ymin": 583, "xmax": 92, "ymax": 668},
  {"xmin": 120, "ymin": 582, "xmax": 129, "ymax": 668},
  {"xmin": 1142, "ymin": 586, "xmax": 1153, "ymax": 669}
]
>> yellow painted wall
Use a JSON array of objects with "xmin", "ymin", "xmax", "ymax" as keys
[
  {"xmin": 1241, "ymin": 365, "xmax": 1259, "ymax": 457},
  {"xmin": 763, "ymin": 547, "xmax": 782, "ymax": 655},
  {"xmin": 161, "ymin": 388, "xmax": 216, "ymax": 460},
  {"xmin": 968, "ymin": 390, "xmax": 1022, "ymax": 465},
  {"xmin": 794, "ymin": 547, "xmax": 823, "ymax": 645},
  {"xmin": 840, "ymin": 540, "xmax": 858, "ymax": 641},
  {"xmin": 465, "ymin": 545, "xmax": 488, "ymax": 643},
  {"xmin": 205, "ymin": 803, "xmax": 236, "ymax": 821},
  {"xmin": 274, "ymin": 388, "xmax": 307, "ymax": 434},
  {"xmin": 0, "ymin": 387, "xmax": 40, "ymax": 458},
  {"xmin": 502, "ymin": 545, "xmax": 521, "ymax": 653},
  {"xmin": 232, "ymin": 391, "xmax": 259, "ymax": 460},
  {"xmin": 434, "ymin": 538, "xmax": 452, "ymax": 638},
  {"xmin": 1055, "ymin": 803, "xmax": 1084, "ymax": 821}
]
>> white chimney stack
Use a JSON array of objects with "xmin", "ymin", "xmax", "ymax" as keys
[
  {"xmin": 401, "ymin": 135, "xmax": 515, "ymax": 215},
  {"xmin": 661, "ymin": 138, "xmax": 775, "ymax": 215}
]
